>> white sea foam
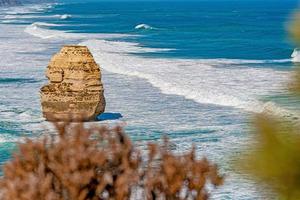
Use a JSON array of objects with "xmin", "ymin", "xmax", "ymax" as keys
[
  {"xmin": 262, "ymin": 101, "xmax": 300, "ymax": 122},
  {"xmin": 79, "ymin": 39, "xmax": 289, "ymax": 112},
  {"xmin": 1, "ymin": 19, "xmax": 23, "ymax": 23},
  {"xmin": 199, "ymin": 58, "xmax": 291, "ymax": 65},
  {"xmin": 291, "ymin": 48, "xmax": 300, "ymax": 62},
  {"xmin": 2, "ymin": 14, "xmax": 71, "ymax": 20},
  {"xmin": 0, "ymin": 3, "xmax": 59, "ymax": 24},
  {"xmin": 24, "ymin": 22, "xmax": 132, "ymax": 40},
  {"xmin": 0, "ymin": 134, "xmax": 19, "ymax": 143},
  {"xmin": 60, "ymin": 14, "xmax": 72, "ymax": 20},
  {"xmin": 3, "ymin": 14, "xmax": 38, "ymax": 19},
  {"xmin": 135, "ymin": 23, "xmax": 155, "ymax": 30},
  {"xmin": 24, "ymin": 22, "xmax": 80, "ymax": 39},
  {"xmin": 1, "ymin": 3, "xmax": 54, "ymax": 15}
]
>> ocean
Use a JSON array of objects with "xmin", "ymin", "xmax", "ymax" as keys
[{"xmin": 0, "ymin": 0, "xmax": 299, "ymax": 199}]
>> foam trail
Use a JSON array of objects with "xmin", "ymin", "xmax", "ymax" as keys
[
  {"xmin": 262, "ymin": 102, "xmax": 300, "ymax": 123},
  {"xmin": 201, "ymin": 58, "xmax": 291, "ymax": 64},
  {"xmin": 2, "ymin": 14, "xmax": 71, "ymax": 20},
  {"xmin": 1, "ymin": 3, "xmax": 54, "ymax": 15},
  {"xmin": 80, "ymin": 39, "xmax": 288, "ymax": 112},
  {"xmin": 24, "ymin": 22, "xmax": 82, "ymax": 39},
  {"xmin": 24, "ymin": 22, "xmax": 133, "ymax": 40}
]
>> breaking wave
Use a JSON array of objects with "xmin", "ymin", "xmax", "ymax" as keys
[
  {"xmin": 24, "ymin": 22, "xmax": 69, "ymax": 39},
  {"xmin": 2, "ymin": 14, "xmax": 71, "ymax": 20},
  {"xmin": 59, "ymin": 14, "xmax": 72, "ymax": 20},
  {"xmin": 135, "ymin": 24, "xmax": 155, "ymax": 30},
  {"xmin": 292, "ymin": 48, "xmax": 300, "ymax": 62},
  {"xmin": 24, "ymin": 22, "xmax": 132, "ymax": 39}
]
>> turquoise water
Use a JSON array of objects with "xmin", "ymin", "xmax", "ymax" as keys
[
  {"xmin": 0, "ymin": 0, "xmax": 298, "ymax": 198},
  {"xmin": 6, "ymin": 1, "xmax": 298, "ymax": 59},
  {"xmin": 52, "ymin": 1, "xmax": 295, "ymax": 60}
]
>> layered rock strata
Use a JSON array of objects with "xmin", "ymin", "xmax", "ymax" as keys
[{"xmin": 40, "ymin": 45, "xmax": 105, "ymax": 121}]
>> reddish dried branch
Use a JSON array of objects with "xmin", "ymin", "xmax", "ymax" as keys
[{"xmin": 0, "ymin": 123, "xmax": 223, "ymax": 200}]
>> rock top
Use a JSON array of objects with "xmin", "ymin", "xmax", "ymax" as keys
[{"xmin": 40, "ymin": 45, "xmax": 105, "ymax": 121}]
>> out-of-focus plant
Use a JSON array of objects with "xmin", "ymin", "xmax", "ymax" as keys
[
  {"xmin": 236, "ymin": 10, "xmax": 300, "ymax": 200},
  {"xmin": 0, "ymin": 122, "xmax": 223, "ymax": 200},
  {"xmin": 289, "ymin": 11, "xmax": 300, "ymax": 95},
  {"xmin": 0, "ymin": 123, "xmax": 141, "ymax": 200},
  {"xmin": 238, "ymin": 115, "xmax": 300, "ymax": 200},
  {"xmin": 145, "ymin": 140, "xmax": 224, "ymax": 199},
  {"xmin": 289, "ymin": 66, "xmax": 300, "ymax": 95}
]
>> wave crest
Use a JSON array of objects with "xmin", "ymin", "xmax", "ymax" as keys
[
  {"xmin": 24, "ymin": 22, "xmax": 67, "ymax": 39},
  {"xmin": 135, "ymin": 24, "xmax": 155, "ymax": 30},
  {"xmin": 60, "ymin": 14, "xmax": 72, "ymax": 20},
  {"xmin": 292, "ymin": 48, "xmax": 300, "ymax": 62},
  {"xmin": 24, "ymin": 22, "xmax": 130, "ymax": 40}
]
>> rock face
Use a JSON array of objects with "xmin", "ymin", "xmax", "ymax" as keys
[{"xmin": 40, "ymin": 46, "xmax": 105, "ymax": 121}]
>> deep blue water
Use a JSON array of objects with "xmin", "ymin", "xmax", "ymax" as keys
[{"xmin": 40, "ymin": 0, "xmax": 298, "ymax": 60}]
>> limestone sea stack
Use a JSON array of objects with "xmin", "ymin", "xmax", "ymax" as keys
[{"xmin": 40, "ymin": 45, "xmax": 105, "ymax": 121}]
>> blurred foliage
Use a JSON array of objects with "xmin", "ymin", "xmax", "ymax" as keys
[
  {"xmin": 238, "ymin": 115, "xmax": 300, "ymax": 200},
  {"xmin": 289, "ymin": 65, "xmax": 300, "ymax": 95},
  {"xmin": 0, "ymin": 122, "xmax": 223, "ymax": 200},
  {"xmin": 289, "ymin": 12, "xmax": 300, "ymax": 44},
  {"xmin": 289, "ymin": 11, "xmax": 300, "ymax": 96},
  {"xmin": 237, "ymin": 10, "xmax": 300, "ymax": 200}
]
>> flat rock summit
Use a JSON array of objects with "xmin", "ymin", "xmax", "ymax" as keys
[{"xmin": 40, "ymin": 45, "xmax": 106, "ymax": 121}]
